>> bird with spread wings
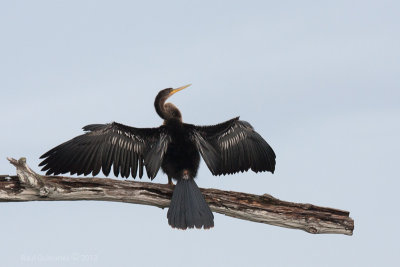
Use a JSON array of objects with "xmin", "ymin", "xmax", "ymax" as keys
[{"xmin": 39, "ymin": 84, "xmax": 276, "ymax": 230}]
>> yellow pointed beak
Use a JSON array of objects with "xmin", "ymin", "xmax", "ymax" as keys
[{"xmin": 170, "ymin": 84, "xmax": 191, "ymax": 95}]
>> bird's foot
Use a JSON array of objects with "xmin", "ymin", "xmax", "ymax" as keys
[
  {"xmin": 167, "ymin": 177, "xmax": 175, "ymax": 187},
  {"xmin": 182, "ymin": 170, "xmax": 190, "ymax": 180}
]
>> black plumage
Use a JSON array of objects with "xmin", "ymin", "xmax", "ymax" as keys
[{"xmin": 39, "ymin": 84, "xmax": 276, "ymax": 229}]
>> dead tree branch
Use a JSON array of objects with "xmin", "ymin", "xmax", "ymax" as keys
[{"xmin": 1, "ymin": 157, "xmax": 353, "ymax": 235}]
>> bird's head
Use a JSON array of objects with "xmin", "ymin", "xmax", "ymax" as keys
[
  {"xmin": 155, "ymin": 84, "xmax": 191, "ymax": 121},
  {"xmin": 156, "ymin": 84, "xmax": 191, "ymax": 101}
]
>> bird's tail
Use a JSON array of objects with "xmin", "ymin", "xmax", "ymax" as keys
[{"xmin": 167, "ymin": 179, "xmax": 214, "ymax": 229}]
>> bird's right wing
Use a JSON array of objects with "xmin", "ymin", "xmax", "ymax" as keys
[
  {"xmin": 186, "ymin": 117, "xmax": 276, "ymax": 176},
  {"xmin": 39, "ymin": 122, "xmax": 171, "ymax": 179}
]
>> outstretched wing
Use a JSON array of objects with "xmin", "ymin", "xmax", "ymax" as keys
[
  {"xmin": 39, "ymin": 122, "xmax": 171, "ymax": 179},
  {"xmin": 186, "ymin": 117, "xmax": 276, "ymax": 176}
]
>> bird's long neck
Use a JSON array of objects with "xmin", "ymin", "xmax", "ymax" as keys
[
  {"xmin": 155, "ymin": 94, "xmax": 168, "ymax": 120},
  {"xmin": 155, "ymin": 94, "xmax": 182, "ymax": 122}
]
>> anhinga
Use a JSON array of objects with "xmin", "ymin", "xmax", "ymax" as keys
[{"xmin": 39, "ymin": 84, "xmax": 276, "ymax": 229}]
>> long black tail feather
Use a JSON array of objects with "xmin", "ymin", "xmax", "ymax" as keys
[{"xmin": 167, "ymin": 179, "xmax": 214, "ymax": 229}]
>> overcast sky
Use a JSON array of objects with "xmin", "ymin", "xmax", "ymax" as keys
[{"xmin": 1, "ymin": 1, "xmax": 399, "ymax": 266}]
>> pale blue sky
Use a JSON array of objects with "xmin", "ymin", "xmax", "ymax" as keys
[{"xmin": 1, "ymin": 1, "xmax": 399, "ymax": 266}]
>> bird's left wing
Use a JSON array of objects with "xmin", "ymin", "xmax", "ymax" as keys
[
  {"xmin": 185, "ymin": 117, "xmax": 276, "ymax": 176},
  {"xmin": 39, "ymin": 122, "xmax": 171, "ymax": 179}
]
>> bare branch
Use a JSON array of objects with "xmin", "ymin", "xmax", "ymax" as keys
[{"xmin": 1, "ymin": 157, "xmax": 354, "ymax": 235}]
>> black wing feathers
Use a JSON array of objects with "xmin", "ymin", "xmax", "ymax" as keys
[
  {"xmin": 39, "ymin": 122, "xmax": 169, "ymax": 179},
  {"xmin": 144, "ymin": 132, "xmax": 171, "ymax": 178},
  {"xmin": 187, "ymin": 117, "xmax": 276, "ymax": 176},
  {"xmin": 189, "ymin": 130, "xmax": 220, "ymax": 175}
]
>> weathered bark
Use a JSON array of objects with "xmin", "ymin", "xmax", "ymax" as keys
[{"xmin": 1, "ymin": 157, "xmax": 354, "ymax": 235}]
